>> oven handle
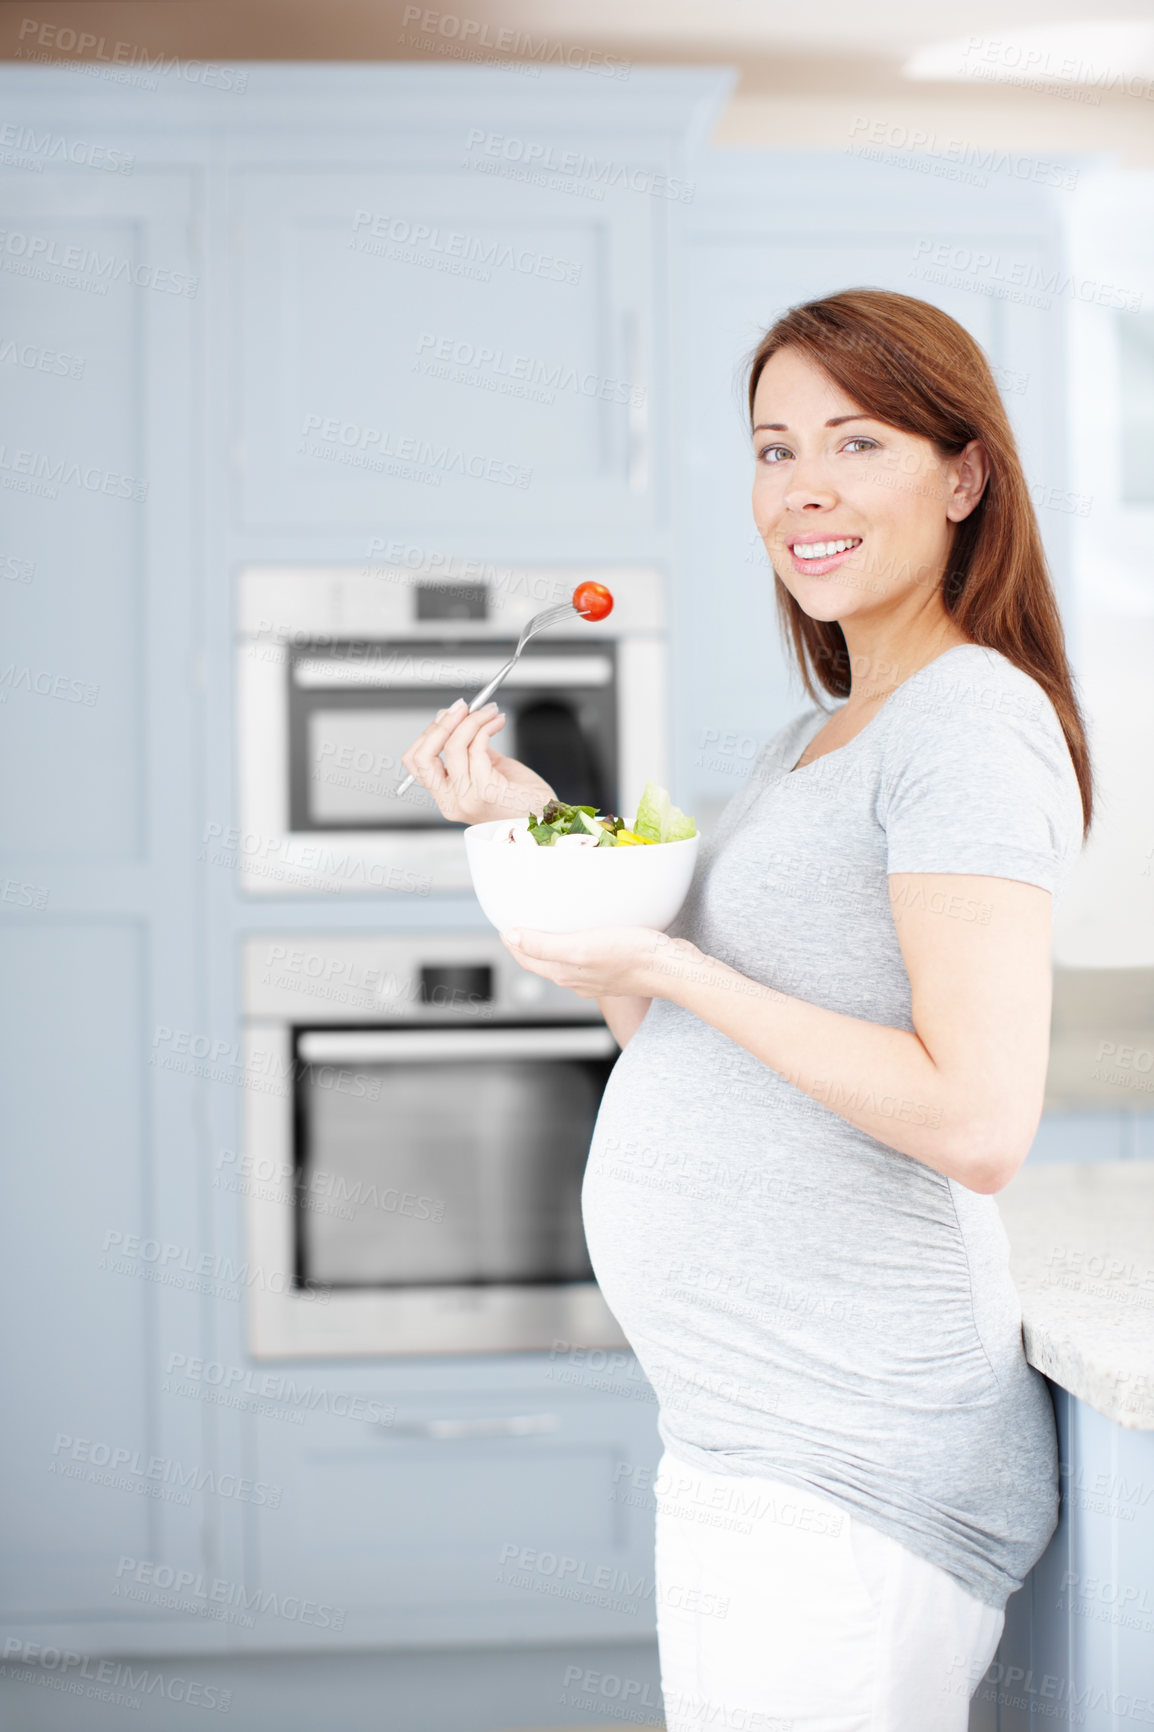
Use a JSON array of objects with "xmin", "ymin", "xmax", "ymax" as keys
[
  {"xmin": 297, "ymin": 1026, "xmax": 619, "ymax": 1064},
  {"xmin": 379, "ymin": 1412, "xmax": 561, "ymax": 1440},
  {"xmin": 293, "ymin": 653, "xmax": 613, "ymax": 689}
]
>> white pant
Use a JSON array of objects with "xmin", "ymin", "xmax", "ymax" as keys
[{"xmin": 654, "ymin": 1452, "xmax": 1005, "ymax": 1732}]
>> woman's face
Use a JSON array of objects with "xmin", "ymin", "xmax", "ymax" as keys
[{"xmin": 750, "ymin": 345, "xmax": 985, "ymax": 627}]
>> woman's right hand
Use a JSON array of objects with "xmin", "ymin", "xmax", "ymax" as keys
[{"xmin": 399, "ymin": 698, "xmax": 557, "ymax": 825}]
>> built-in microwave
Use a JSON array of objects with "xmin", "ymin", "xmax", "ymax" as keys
[
  {"xmin": 240, "ymin": 933, "xmax": 628, "ymax": 1358},
  {"xmin": 236, "ymin": 564, "xmax": 667, "ymax": 894}
]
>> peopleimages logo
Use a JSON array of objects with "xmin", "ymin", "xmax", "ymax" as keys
[
  {"xmin": 399, "ymin": 7, "xmax": 631, "ymax": 78},
  {"xmin": 463, "ymin": 128, "xmax": 695, "ymax": 203},
  {"xmin": 959, "ymin": 33, "xmax": 1154, "ymax": 104},
  {"xmin": 50, "ymin": 1433, "xmax": 282, "ymax": 1507},
  {"xmin": 0, "ymin": 227, "xmax": 198, "ymax": 296},
  {"xmin": 15, "ymin": 18, "xmax": 249, "ymax": 90},
  {"xmin": 845, "ymin": 117, "xmax": 1078, "ymax": 189},
  {"xmin": 0, "ymin": 335, "xmax": 85, "ymax": 379},
  {"xmin": 1, "ymin": 1641, "xmax": 231, "ymax": 1713},
  {"xmin": 0, "ymin": 443, "xmax": 146, "ymax": 501},
  {"xmin": 349, "ymin": 208, "xmax": 582, "ymax": 286},
  {"xmin": 0, "ymin": 122, "xmax": 134, "ymax": 174},
  {"xmin": 200, "ymin": 822, "xmax": 431, "ymax": 895},
  {"xmin": 413, "ymin": 331, "xmax": 645, "ymax": 407},
  {"xmin": 114, "ymin": 1557, "xmax": 346, "ymax": 1630},
  {"xmin": 164, "ymin": 1353, "xmax": 397, "ymax": 1424},
  {"xmin": 299, "ymin": 412, "xmax": 533, "ymax": 490},
  {"xmin": 909, "ymin": 239, "xmax": 1142, "ymax": 311}
]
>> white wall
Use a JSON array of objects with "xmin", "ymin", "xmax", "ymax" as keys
[{"xmin": 1053, "ymin": 170, "xmax": 1154, "ymax": 966}]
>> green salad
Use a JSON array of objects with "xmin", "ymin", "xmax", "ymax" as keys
[{"xmin": 526, "ymin": 781, "xmax": 697, "ymax": 848}]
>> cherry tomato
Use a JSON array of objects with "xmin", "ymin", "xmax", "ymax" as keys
[{"xmin": 572, "ymin": 581, "xmax": 614, "ymax": 621}]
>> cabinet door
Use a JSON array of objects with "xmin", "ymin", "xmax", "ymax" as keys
[
  {"xmin": 0, "ymin": 167, "xmax": 204, "ymax": 1617},
  {"xmin": 232, "ymin": 166, "xmax": 659, "ymax": 545},
  {"xmin": 244, "ymin": 1378, "xmax": 663, "ymax": 1648},
  {"xmin": 982, "ymin": 1390, "xmax": 1154, "ymax": 1732}
]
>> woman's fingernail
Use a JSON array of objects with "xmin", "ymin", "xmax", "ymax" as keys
[
  {"xmin": 501, "ymin": 929, "xmax": 522, "ymax": 947},
  {"xmin": 452, "ymin": 697, "xmax": 466, "ymax": 710}
]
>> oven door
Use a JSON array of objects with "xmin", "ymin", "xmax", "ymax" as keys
[
  {"xmin": 288, "ymin": 638, "xmax": 618, "ymax": 831},
  {"xmin": 295, "ymin": 1022, "xmax": 617, "ymax": 1290},
  {"xmin": 240, "ymin": 1019, "xmax": 628, "ymax": 1357}
]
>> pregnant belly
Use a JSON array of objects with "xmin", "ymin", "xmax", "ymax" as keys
[{"xmin": 582, "ymin": 1033, "xmax": 1006, "ymax": 1412}]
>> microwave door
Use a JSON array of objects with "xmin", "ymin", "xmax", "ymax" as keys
[
  {"xmin": 302, "ymin": 701, "xmax": 611, "ymax": 827},
  {"xmin": 305, "ymin": 704, "xmax": 443, "ymax": 827},
  {"xmin": 287, "ymin": 644, "xmax": 617, "ymax": 831},
  {"xmin": 294, "ymin": 1027, "xmax": 616, "ymax": 1289}
]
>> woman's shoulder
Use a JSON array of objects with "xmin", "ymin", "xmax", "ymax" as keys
[
  {"xmin": 884, "ymin": 643, "xmax": 1069, "ymax": 753},
  {"xmin": 876, "ymin": 643, "xmax": 1084, "ymax": 876}
]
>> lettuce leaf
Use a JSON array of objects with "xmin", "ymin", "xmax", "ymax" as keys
[{"xmin": 633, "ymin": 781, "xmax": 696, "ymax": 844}]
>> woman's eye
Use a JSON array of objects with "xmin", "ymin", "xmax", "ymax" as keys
[
  {"xmin": 843, "ymin": 437, "xmax": 878, "ymax": 454},
  {"xmin": 757, "ymin": 445, "xmax": 792, "ymax": 464}
]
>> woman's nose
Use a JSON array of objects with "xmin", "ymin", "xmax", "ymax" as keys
[
  {"xmin": 782, "ymin": 474, "xmax": 838, "ymax": 513},
  {"xmin": 779, "ymin": 455, "xmax": 838, "ymax": 513}
]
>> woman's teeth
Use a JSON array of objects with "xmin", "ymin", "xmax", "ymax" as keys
[{"xmin": 793, "ymin": 538, "xmax": 861, "ymax": 560}]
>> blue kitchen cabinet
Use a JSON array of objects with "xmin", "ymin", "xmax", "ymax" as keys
[
  {"xmin": 0, "ymin": 164, "xmax": 206, "ymax": 1615},
  {"xmin": 1028, "ymin": 1112, "xmax": 1154, "ymax": 1163},
  {"xmin": 232, "ymin": 164, "xmax": 663, "ymax": 547},
  {"xmin": 0, "ymin": 66, "xmax": 718, "ymax": 1665},
  {"xmin": 241, "ymin": 1370, "xmax": 664, "ymax": 1649},
  {"xmin": 971, "ymin": 1390, "xmax": 1154, "ymax": 1732}
]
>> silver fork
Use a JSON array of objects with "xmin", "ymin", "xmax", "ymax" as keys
[{"xmin": 394, "ymin": 599, "xmax": 588, "ymax": 797}]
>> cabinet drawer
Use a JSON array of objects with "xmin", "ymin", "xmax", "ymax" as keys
[{"xmin": 248, "ymin": 1386, "xmax": 663, "ymax": 1645}]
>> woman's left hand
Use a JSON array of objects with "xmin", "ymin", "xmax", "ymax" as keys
[{"xmin": 497, "ymin": 925, "xmax": 698, "ymax": 999}]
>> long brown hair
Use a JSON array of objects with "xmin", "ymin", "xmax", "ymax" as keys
[{"xmin": 747, "ymin": 288, "xmax": 1093, "ymax": 833}]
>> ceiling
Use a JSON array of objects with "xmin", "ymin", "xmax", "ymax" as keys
[
  {"xmin": 3, "ymin": 0, "xmax": 1153, "ymax": 58},
  {"xmin": 2, "ymin": 0, "xmax": 1152, "ymax": 159}
]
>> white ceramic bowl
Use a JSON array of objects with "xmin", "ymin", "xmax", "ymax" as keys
[{"xmin": 463, "ymin": 817, "xmax": 701, "ymax": 933}]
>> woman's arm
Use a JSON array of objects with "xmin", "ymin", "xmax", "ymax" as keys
[
  {"xmin": 597, "ymin": 995, "xmax": 652, "ymax": 1049},
  {"xmin": 643, "ymin": 871, "xmax": 1053, "ymax": 1194}
]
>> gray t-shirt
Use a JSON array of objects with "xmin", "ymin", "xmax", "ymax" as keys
[{"xmin": 582, "ymin": 643, "xmax": 1085, "ymax": 1611}]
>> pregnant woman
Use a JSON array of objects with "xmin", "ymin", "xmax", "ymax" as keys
[{"xmin": 399, "ymin": 289, "xmax": 1092, "ymax": 1731}]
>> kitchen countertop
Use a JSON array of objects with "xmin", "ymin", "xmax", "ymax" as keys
[{"xmin": 995, "ymin": 1160, "xmax": 1154, "ymax": 1429}]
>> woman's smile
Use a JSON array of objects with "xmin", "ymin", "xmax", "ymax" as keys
[{"xmin": 786, "ymin": 532, "xmax": 864, "ymax": 576}]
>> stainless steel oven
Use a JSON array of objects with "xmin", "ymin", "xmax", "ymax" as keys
[
  {"xmin": 241, "ymin": 933, "xmax": 627, "ymax": 1358},
  {"xmin": 237, "ymin": 563, "xmax": 666, "ymax": 894}
]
